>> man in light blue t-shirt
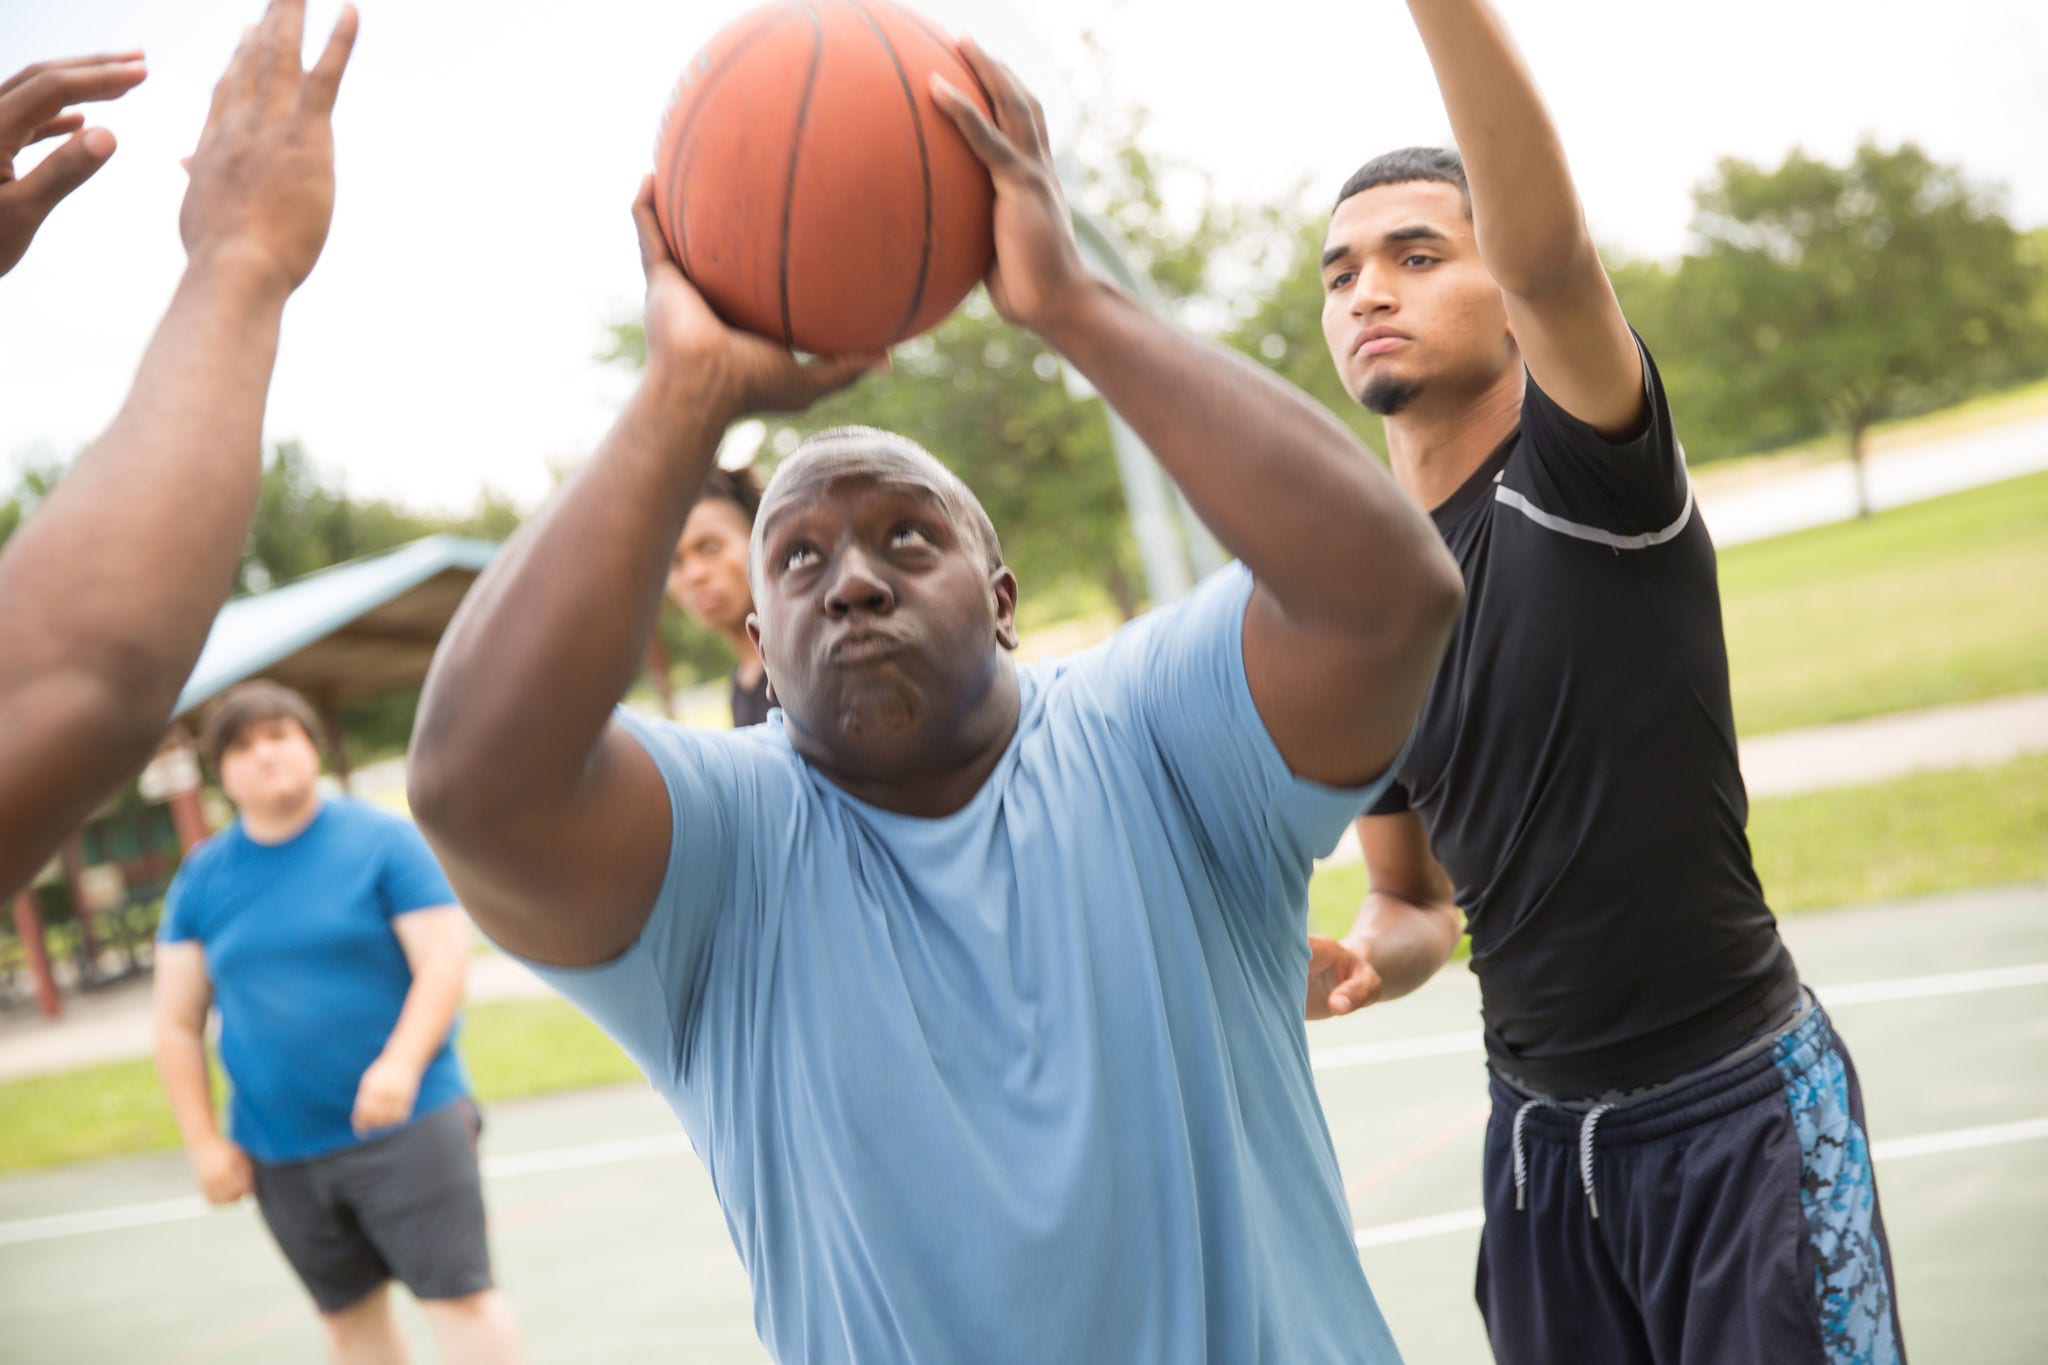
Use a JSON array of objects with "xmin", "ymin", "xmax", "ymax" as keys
[{"xmin": 408, "ymin": 45, "xmax": 1464, "ymax": 1365}]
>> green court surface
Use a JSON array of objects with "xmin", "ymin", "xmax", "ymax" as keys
[{"xmin": 3, "ymin": 884, "xmax": 2043, "ymax": 1362}]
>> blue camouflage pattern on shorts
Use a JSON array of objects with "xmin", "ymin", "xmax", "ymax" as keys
[{"xmin": 1774, "ymin": 1012, "xmax": 1901, "ymax": 1364}]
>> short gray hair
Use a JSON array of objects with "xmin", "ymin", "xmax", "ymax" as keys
[{"xmin": 750, "ymin": 427, "xmax": 1005, "ymax": 586}]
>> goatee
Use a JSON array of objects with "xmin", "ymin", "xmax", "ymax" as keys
[{"xmin": 1360, "ymin": 374, "xmax": 1422, "ymax": 416}]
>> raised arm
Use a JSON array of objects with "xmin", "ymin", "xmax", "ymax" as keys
[
  {"xmin": 405, "ymin": 180, "xmax": 876, "ymax": 967},
  {"xmin": 933, "ymin": 43, "xmax": 1462, "ymax": 788},
  {"xmin": 1406, "ymin": 0, "xmax": 1644, "ymax": 435},
  {"xmin": 0, "ymin": 1, "xmax": 357, "ymax": 896}
]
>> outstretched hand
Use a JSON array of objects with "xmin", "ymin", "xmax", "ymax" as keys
[
  {"xmin": 927, "ymin": 37, "xmax": 1090, "ymax": 335},
  {"xmin": 1306, "ymin": 934, "xmax": 1386, "ymax": 1021},
  {"xmin": 179, "ymin": 0, "xmax": 358, "ymax": 293},
  {"xmin": 0, "ymin": 52, "xmax": 148, "ymax": 278},
  {"xmin": 631, "ymin": 175, "xmax": 884, "ymax": 418}
]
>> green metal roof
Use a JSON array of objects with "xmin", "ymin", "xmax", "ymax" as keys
[{"xmin": 174, "ymin": 535, "xmax": 498, "ymax": 719}]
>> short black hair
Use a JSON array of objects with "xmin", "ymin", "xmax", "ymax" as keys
[
  {"xmin": 1333, "ymin": 147, "xmax": 1470, "ymax": 216},
  {"xmin": 200, "ymin": 680, "xmax": 325, "ymax": 775},
  {"xmin": 699, "ymin": 464, "xmax": 765, "ymax": 525}
]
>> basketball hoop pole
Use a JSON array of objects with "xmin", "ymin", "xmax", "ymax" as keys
[{"xmin": 1065, "ymin": 206, "xmax": 1229, "ymax": 609}]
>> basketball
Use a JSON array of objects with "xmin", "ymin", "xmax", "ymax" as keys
[{"xmin": 651, "ymin": 0, "xmax": 998, "ymax": 355}]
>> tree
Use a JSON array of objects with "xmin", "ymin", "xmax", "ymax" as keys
[
  {"xmin": 1220, "ymin": 215, "xmax": 1387, "ymax": 459},
  {"xmin": 1675, "ymin": 141, "xmax": 2045, "ymax": 513}
]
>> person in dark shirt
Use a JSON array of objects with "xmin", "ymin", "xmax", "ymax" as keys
[
  {"xmin": 1305, "ymin": 3, "xmax": 1903, "ymax": 1362},
  {"xmin": 667, "ymin": 465, "xmax": 772, "ymax": 726}
]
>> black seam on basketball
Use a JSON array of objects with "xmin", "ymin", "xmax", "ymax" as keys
[
  {"xmin": 883, "ymin": 3, "xmax": 1001, "ymax": 154},
  {"xmin": 781, "ymin": 3, "xmax": 826, "ymax": 348},
  {"xmin": 883, "ymin": 1, "xmax": 954, "ymax": 58},
  {"xmin": 667, "ymin": 5, "xmax": 801, "ymax": 281},
  {"xmin": 850, "ymin": 0, "xmax": 934, "ymax": 341}
]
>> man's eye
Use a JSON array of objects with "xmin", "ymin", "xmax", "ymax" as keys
[
  {"xmin": 1403, "ymin": 255, "xmax": 1436, "ymax": 268},
  {"xmin": 781, "ymin": 545, "xmax": 817, "ymax": 570},
  {"xmin": 1327, "ymin": 271, "xmax": 1355, "ymax": 291},
  {"xmin": 890, "ymin": 525, "xmax": 930, "ymax": 548}
]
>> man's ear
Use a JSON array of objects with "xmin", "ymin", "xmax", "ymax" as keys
[
  {"xmin": 992, "ymin": 568, "xmax": 1020, "ymax": 651},
  {"xmin": 745, "ymin": 612, "xmax": 776, "ymax": 703}
]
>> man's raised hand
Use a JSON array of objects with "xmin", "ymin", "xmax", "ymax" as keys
[
  {"xmin": 179, "ymin": 0, "xmax": 358, "ymax": 294},
  {"xmin": 927, "ymin": 38, "xmax": 1090, "ymax": 335},
  {"xmin": 631, "ymin": 175, "xmax": 883, "ymax": 419},
  {"xmin": 0, "ymin": 52, "xmax": 148, "ymax": 277}
]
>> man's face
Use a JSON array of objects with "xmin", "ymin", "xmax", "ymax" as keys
[
  {"xmin": 1320, "ymin": 180, "xmax": 1514, "ymax": 416},
  {"xmin": 668, "ymin": 496, "xmax": 755, "ymax": 635},
  {"xmin": 218, "ymin": 717, "xmax": 321, "ymax": 818},
  {"xmin": 749, "ymin": 449, "xmax": 1017, "ymax": 779}
]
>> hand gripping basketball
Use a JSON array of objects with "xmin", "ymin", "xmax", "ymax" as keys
[
  {"xmin": 928, "ymin": 37, "xmax": 1089, "ymax": 335},
  {"xmin": 632, "ymin": 175, "xmax": 885, "ymax": 419}
]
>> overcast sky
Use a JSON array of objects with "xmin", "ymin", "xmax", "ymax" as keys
[{"xmin": 3, "ymin": 0, "xmax": 2043, "ymax": 512}]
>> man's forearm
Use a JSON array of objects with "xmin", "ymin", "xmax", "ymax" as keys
[
  {"xmin": 411, "ymin": 371, "xmax": 729, "ymax": 810},
  {"xmin": 0, "ymin": 258, "xmax": 289, "ymax": 892},
  {"xmin": 1346, "ymin": 891, "xmax": 1461, "ymax": 1003},
  {"xmin": 379, "ymin": 956, "xmax": 466, "ymax": 1073},
  {"xmin": 1037, "ymin": 277, "xmax": 1445, "ymax": 628},
  {"xmin": 154, "ymin": 1024, "xmax": 225, "ymax": 1152},
  {"xmin": 1407, "ymin": 0, "xmax": 1591, "ymax": 292}
]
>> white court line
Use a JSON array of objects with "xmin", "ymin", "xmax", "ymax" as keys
[
  {"xmin": 4, "ymin": 961, "xmax": 2044, "ymax": 1250},
  {"xmin": 1310, "ymin": 961, "xmax": 2048, "ymax": 1073},
  {"xmin": 0, "ymin": 1195, "xmax": 215, "ymax": 1247},
  {"xmin": 1817, "ymin": 961, "xmax": 2048, "ymax": 1006},
  {"xmin": 1352, "ymin": 1116, "xmax": 2048, "ymax": 1253},
  {"xmin": 483, "ymin": 1133, "xmax": 689, "ymax": 1179}
]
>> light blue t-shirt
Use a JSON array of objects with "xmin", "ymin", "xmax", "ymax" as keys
[
  {"xmin": 160, "ymin": 796, "xmax": 470, "ymax": 1164},
  {"xmin": 531, "ymin": 566, "xmax": 1404, "ymax": 1363}
]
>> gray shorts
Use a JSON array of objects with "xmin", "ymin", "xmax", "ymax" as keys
[{"xmin": 251, "ymin": 1097, "xmax": 494, "ymax": 1315}]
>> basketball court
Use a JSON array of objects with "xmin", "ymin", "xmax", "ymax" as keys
[{"xmin": 3, "ymin": 882, "xmax": 2042, "ymax": 1362}]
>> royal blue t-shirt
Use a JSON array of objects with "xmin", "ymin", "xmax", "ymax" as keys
[
  {"xmin": 527, "ymin": 566, "xmax": 1407, "ymax": 1363},
  {"xmin": 160, "ymin": 796, "xmax": 470, "ymax": 1164}
]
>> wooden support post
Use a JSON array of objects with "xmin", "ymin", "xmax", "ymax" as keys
[{"xmin": 12, "ymin": 889, "xmax": 60, "ymax": 1020}]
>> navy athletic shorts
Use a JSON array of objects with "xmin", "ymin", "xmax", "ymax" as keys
[{"xmin": 1476, "ymin": 996, "xmax": 1905, "ymax": 1363}]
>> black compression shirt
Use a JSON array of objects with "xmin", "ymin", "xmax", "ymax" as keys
[
  {"xmin": 1372, "ymin": 339, "xmax": 1800, "ymax": 1095},
  {"xmin": 731, "ymin": 666, "xmax": 772, "ymax": 729}
]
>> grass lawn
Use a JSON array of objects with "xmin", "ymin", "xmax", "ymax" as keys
[
  {"xmin": 1720, "ymin": 470, "xmax": 2048, "ymax": 735},
  {"xmin": 0, "ymin": 997, "xmax": 640, "ymax": 1176},
  {"xmin": 1307, "ymin": 753, "xmax": 2048, "ymax": 936},
  {"xmin": 10, "ymin": 751, "xmax": 2039, "ymax": 1176}
]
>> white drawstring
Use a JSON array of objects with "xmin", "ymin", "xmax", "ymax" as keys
[
  {"xmin": 1577, "ymin": 1102, "xmax": 1616, "ymax": 1220},
  {"xmin": 1510, "ymin": 1097, "xmax": 1554, "ymax": 1211}
]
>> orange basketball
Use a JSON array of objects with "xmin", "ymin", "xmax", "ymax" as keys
[{"xmin": 652, "ymin": 1, "xmax": 998, "ymax": 355}]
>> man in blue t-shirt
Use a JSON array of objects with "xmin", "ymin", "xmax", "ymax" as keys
[
  {"xmin": 154, "ymin": 681, "xmax": 524, "ymax": 1363},
  {"xmin": 407, "ymin": 43, "xmax": 1463, "ymax": 1365}
]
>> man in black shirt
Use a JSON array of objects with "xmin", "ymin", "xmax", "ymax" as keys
[
  {"xmin": 667, "ymin": 466, "xmax": 773, "ymax": 727},
  {"xmin": 1306, "ymin": 3, "xmax": 1904, "ymax": 1361}
]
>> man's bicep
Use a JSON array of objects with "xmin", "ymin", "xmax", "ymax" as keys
[
  {"xmin": 429, "ymin": 719, "xmax": 674, "ymax": 969},
  {"xmin": 152, "ymin": 942, "xmax": 214, "ymax": 1032},
  {"xmin": 1502, "ymin": 264, "xmax": 1647, "ymax": 441},
  {"xmin": 389, "ymin": 905, "xmax": 472, "ymax": 974},
  {"xmin": 1242, "ymin": 586, "xmax": 1430, "ymax": 791}
]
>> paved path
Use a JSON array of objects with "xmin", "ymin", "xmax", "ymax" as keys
[
  {"xmin": 1694, "ymin": 411, "xmax": 2048, "ymax": 546},
  {"xmin": 1320, "ymin": 688, "xmax": 2048, "ymax": 867},
  {"xmin": 1739, "ymin": 690, "xmax": 2048, "ymax": 798}
]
